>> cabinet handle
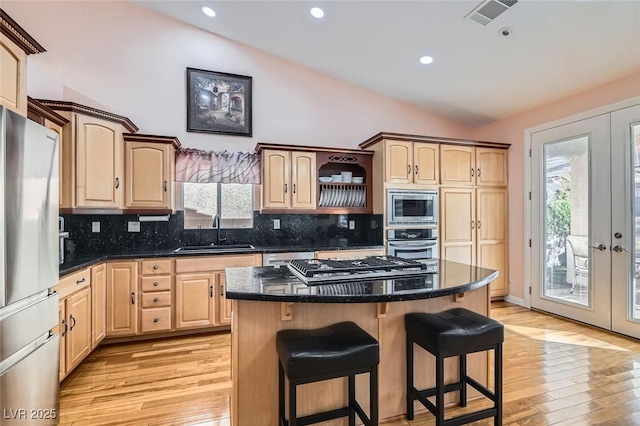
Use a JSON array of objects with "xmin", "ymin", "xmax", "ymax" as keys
[
  {"xmin": 293, "ymin": 183, "xmax": 296, "ymax": 194},
  {"xmin": 415, "ymin": 165, "xmax": 418, "ymax": 175},
  {"xmin": 153, "ymin": 318, "xmax": 159, "ymax": 323},
  {"xmin": 477, "ymin": 220, "xmax": 481, "ymax": 229},
  {"xmin": 153, "ymin": 281, "xmax": 159, "ymax": 287},
  {"xmin": 407, "ymin": 165, "xmax": 411, "ymax": 174},
  {"xmin": 76, "ymin": 278, "xmax": 86, "ymax": 285},
  {"xmin": 163, "ymin": 180, "xmax": 168, "ymax": 192},
  {"xmin": 284, "ymin": 183, "xmax": 288, "ymax": 193},
  {"xmin": 477, "ymin": 168, "xmax": 481, "ymax": 177},
  {"xmin": 210, "ymin": 285, "xmax": 214, "ymax": 298},
  {"xmin": 471, "ymin": 168, "xmax": 474, "ymax": 177},
  {"xmin": 153, "ymin": 265, "xmax": 159, "ymax": 270},
  {"xmin": 69, "ymin": 314, "xmax": 76, "ymax": 331},
  {"xmin": 220, "ymin": 284, "xmax": 224, "ymax": 297},
  {"xmin": 115, "ymin": 177, "xmax": 120, "ymax": 189},
  {"xmin": 131, "ymin": 292, "xmax": 135, "ymax": 304},
  {"xmin": 471, "ymin": 221, "xmax": 475, "ymax": 229},
  {"xmin": 61, "ymin": 319, "xmax": 68, "ymax": 337},
  {"xmin": 153, "ymin": 297, "xmax": 159, "ymax": 303}
]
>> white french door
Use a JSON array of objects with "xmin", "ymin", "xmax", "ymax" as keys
[{"xmin": 530, "ymin": 104, "xmax": 640, "ymax": 338}]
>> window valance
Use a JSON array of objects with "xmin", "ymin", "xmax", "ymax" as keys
[{"xmin": 175, "ymin": 148, "xmax": 260, "ymax": 184}]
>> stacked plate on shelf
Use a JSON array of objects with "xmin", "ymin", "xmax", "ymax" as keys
[{"xmin": 318, "ymin": 186, "xmax": 366, "ymax": 208}]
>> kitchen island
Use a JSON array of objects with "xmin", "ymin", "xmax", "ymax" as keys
[{"xmin": 225, "ymin": 259, "xmax": 498, "ymax": 425}]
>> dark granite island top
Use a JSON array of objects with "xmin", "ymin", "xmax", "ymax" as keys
[{"xmin": 224, "ymin": 259, "xmax": 498, "ymax": 303}]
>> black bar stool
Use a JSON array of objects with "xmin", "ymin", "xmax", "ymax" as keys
[
  {"xmin": 405, "ymin": 308, "xmax": 504, "ymax": 425},
  {"xmin": 276, "ymin": 321, "xmax": 379, "ymax": 426}
]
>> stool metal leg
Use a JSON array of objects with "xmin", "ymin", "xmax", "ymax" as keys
[
  {"xmin": 406, "ymin": 337, "xmax": 414, "ymax": 420},
  {"xmin": 495, "ymin": 343, "xmax": 503, "ymax": 426},
  {"xmin": 289, "ymin": 379, "xmax": 297, "ymax": 426},
  {"xmin": 459, "ymin": 353, "xmax": 467, "ymax": 407},
  {"xmin": 348, "ymin": 374, "xmax": 356, "ymax": 426},
  {"xmin": 436, "ymin": 355, "xmax": 445, "ymax": 426},
  {"xmin": 279, "ymin": 362, "xmax": 286, "ymax": 426},
  {"xmin": 370, "ymin": 365, "xmax": 379, "ymax": 426}
]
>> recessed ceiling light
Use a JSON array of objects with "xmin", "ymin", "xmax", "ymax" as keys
[
  {"xmin": 310, "ymin": 7, "xmax": 325, "ymax": 19},
  {"xmin": 419, "ymin": 56, "xmax": 434, "ymax": 65},
  {"xmin": 201, "ymin": 6, "xmax": 216, "ymax": 17}
]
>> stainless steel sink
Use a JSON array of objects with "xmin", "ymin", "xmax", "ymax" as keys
[{"xmin": 173, "ymin": 244, "xmax": 255, "ymax": 253}]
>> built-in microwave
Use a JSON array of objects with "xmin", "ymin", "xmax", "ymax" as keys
[{"xmin": 387, "ymin": 190, "xmax": 438, "ymax": 226}]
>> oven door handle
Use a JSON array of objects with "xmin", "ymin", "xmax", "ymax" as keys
[{"xmin": 388, "ymin": 240, "xmax": 438, "ymax": 248}]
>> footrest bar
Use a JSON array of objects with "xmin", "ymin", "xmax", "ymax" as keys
[
  {"xmin": 466, "ymin": 376, "xmax": 495, "ymax": 400},
  {"xmin": 352, "ymin": 401, "xmax": 371, "ymax": 425},
  {"xmin": 444, "ymin": 408, "xmax": 497, "ymax": 426},
  {"xmin": 298, "ymin": 407, "xmax": 351, "ymax": 426},
  {"xmin": 417, "ymin": 382, "xmax": 463, "ymax": 398}
]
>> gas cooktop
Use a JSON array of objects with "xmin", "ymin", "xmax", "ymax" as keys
[{"xmin": 287, "ymin": 256, "xmax": 434, "ymax": 284}]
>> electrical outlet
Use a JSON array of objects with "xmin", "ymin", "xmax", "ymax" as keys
[
  {"xmin": 273, "ymin": 218, "xmax": 281, "ymax": 230},
  {"xmin": 349, "ymin": 220, "xmax": 355, "ymax": 230},
  {"xmin": 91, "ymin": 222, "xmax": 100, "ymax": 233},
  {"xmin": 371, "ymin": 220, "xmax": 377, "ymax": 229},
  {"xmin": 128, "ymin": 221, "xmax": 141, "ymax": 232}
]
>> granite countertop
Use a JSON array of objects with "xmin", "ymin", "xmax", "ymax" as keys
[
  {"xmin": 224, "ymin": 259, "xmax": 498, "ymax": 303},
  {"xmin": 58, "ymin": 244, "xmax": 385, "ymax": 277}
]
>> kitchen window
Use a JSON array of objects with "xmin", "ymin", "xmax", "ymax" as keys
[{"xmin": 183, "ymin": 182, "xmax": 254, "ymax": 229}]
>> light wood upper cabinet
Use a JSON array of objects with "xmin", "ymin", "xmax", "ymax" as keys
[
  {"xmin": 217, "ymin": 273, "xmax": 232, "ymax": 326},
  {"xmin": 125, "ymin": 142, "xmax": 171, "ymax": 208},
  {"xmin": 0, "ymin": 34, "xmax": 27, "ymax": 115},
  {"xmin": 384, "ymin": 141, "xmax": 439, "ymax": 185},
  {"xmin": 175, "ymin": 273, "xmax": 215, "ymax": 329},
  {"xmin": 76, "ymin": 115, "xmax": 124, "ymax": 208},
  {"xmin": 262, "ymin": 149, "xmax": 316, "ymax": 210},
  {"xmin": 106, "ymin": 261, "xmax": 138, "ymax": 337},
  {"xmin": 91, "ymin": 263, "xmax": 107, "ymax": 349},
  {"xmin": 66, "ymin": 286, "xmax": 92, "ymax": 372},
  {"xmin": 440, "ymin": 146, "xmax": 475, "ymax": 186},
  {"xmin": 476, "ymin": 148, "xmax": 508, "ymax": 187}
]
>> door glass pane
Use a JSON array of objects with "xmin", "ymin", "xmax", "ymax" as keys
[
  {"xmin": 543, "ymin": 137, "xmax": 589, "ymax": 306},
  {"xmin": 632, "ymin": 125, "xmax": 640, "ymax": 319}
]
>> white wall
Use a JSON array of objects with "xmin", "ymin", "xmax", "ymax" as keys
[{"xmin": 4, "ymin": 1, "xmax": 472, "ymax": 152}]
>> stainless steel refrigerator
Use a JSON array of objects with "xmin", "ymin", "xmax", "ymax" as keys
[{"xmin": 0, "ymin": 106, "xmax": 60, "ymax": 424}]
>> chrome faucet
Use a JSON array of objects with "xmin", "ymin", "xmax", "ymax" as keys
[{"xmin": 213, "ymin": 214, "xmax": 227, "ymax": 245}]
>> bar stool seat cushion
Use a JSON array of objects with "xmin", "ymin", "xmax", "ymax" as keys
[
  {"xmin": 405, "ymin": 308, "xmax": 504, "ymax": 358},
  {"xmin": 276, "ymin": 321, "xmax": 379, "ymax": 380}
]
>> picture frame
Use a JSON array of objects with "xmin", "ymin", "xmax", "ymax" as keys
[{"xmin": 186, "ymin": 67, "xmax": 252, "ymax": 137}]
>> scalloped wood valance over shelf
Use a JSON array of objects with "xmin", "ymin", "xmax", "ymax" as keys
[{"xmin": 175, "ymin": 148, "xmax": 261, "ymax": 184}]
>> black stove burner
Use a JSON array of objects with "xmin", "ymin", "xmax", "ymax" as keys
[{"xmin": 288, "ymin": 256, "xmax": 428, "ymax": 278}]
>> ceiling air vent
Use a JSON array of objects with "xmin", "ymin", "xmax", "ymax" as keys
[{"xmin": 466, "ymin": 0, "xmax": 518, "ymax": 26}]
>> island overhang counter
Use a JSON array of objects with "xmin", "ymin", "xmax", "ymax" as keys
[{"xmin": 225, "ymin": 259, "xmax": 498, "ymax": 425}]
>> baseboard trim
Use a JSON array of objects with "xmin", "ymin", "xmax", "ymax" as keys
[{"xmin": 504, "ymin": 295, "xmax": 525, "ymax": 306}]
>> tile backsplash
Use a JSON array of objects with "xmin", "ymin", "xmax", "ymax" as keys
[{"xmin": 62, "ymin": 211, "xmax": 383, "ymax": 255}]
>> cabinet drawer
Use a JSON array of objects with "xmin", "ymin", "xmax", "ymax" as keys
[
  {"xmin": 141, "ymin": 291, "xmax": 172, "ymax": 308},
  {"xmin": 141, "ymin": 276, "xmax": 172, "ymax": 292},
  {"xmin": 55, "ymin": 268, "xmax": 91, "ymax": 300},
  {"xmin": 141, "ymin": 259, "xmax": 173, "ymax": 275},
  {"xmin": 140, "ymin": 308, "xmax": 172, "ymax": 333}
]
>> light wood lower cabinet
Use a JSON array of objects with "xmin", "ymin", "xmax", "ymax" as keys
[
  {"xmin": 106, "ymin": 261, "xmax": 138, "ymax": 337},
  {"xmin": 91, "ymin": 263, "xmax": 107, "ymax": 349},
  {"xmin": 139, "ymin": 258, "xmax": 174, "ymax": 334},
  {"xmin": 175, "ymin": 273, "xmax": 216, "ymax": 329},
  {"xmin": 440, "ymin": 187, "xmax": 508, "ymax": 298},
  {"xmin": 218, "ymin": 273, "xmax": 231, "ymax": 325},
  {"xmin": 59, "ymin": 285, "xmax": 92, "ymax": 381}
]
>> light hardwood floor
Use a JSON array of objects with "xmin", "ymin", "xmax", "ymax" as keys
[{"xmin": 60, "ymin": 302, "xmax": 640, "ymax": 425}]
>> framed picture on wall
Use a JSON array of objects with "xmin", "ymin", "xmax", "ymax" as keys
[{"xmin": 186, "ymin": 67, "xmax": 252, "ymax": 137}]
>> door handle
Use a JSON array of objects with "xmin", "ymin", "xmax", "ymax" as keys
[
  {"xmin": 61, "ymin": 319, "xmax": 68, "ymax": 337},
  {"xmin": 69, "ymin": 315, "xmax": 76, "ymax": 331},
  {"xmin": 477, "ymin": 168, "xmax": 481, "ymax": 177},
  {"xmin": 131, "ymin": 292, "xmax": 135, "ymax": 304},
  {"xmin": 415, "ymin": 165, "xmax": 418, "ymax": 175},
  {"xmin": 163, "ymin": 180, "xmax": 168, "ymax": 192},
  {"xmin": 284, "ymin": 183, "xmax": 288, "ymax": 193},
  {"xmin": 590, "ymin": 244, "xmax": 607, "ymax": 251},
  {"xmin": 115, "ymin": 177, "xmax": 120, "ymax": 189},
  {"xmin": 293, "ymin": 183, "xmax": 296, "ymax": 194},
  {"xmin": 76, "ymin": 278, "xmax": 86, "ymax": 285},
  {"xmin": 210, "ymin": 285, "xmax": 214, "ymax": 298},
  {"xmin": 471, "ymin": 221, "xmax": 475, "ymax": 229},
  {"xmin": 220, "ymin": 284, "xmax": 224, "ymax": 297},
  {"xmin": 471, "ymin": 168, "xmax": 474, "ymax": 177},
  {"xmin": 612, "ymin": 245, "xmax": 628, "ymax": 253},
  {"xmin": 477, "ymin": 220, "xmax": 481, "ymax": 229},
  {"xmin": 407, "ymin": 165, "xmax": 411, "ymax": 175}
]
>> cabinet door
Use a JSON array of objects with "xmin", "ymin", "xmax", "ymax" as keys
[
  {"xmin": 106, "ymin": 262, "xmax": 138, "ymax": 337},
  {"xmin": 477, "ymin": 188, "xmax": 508, "ymax": 297},
  {"xmin": 42, "ymin": 120, "xmax": 65, "ymax": 207},
  {"xmin": 175, "ymin": 273, "xmax": 215, "ymax": 329},
  {"xmin": 440, "ymin": 146, "xmax": 475, "ymax": 186},
  {"xmin": 291, "ymin": 151, "xmax": 316, "ymax": 209},
  {"xmin": 0, "ymin": 34, "xmax": 27, "ymax": 116},
  {"xmin": 385, "ymin": 141, "xmax": 412, "ymax": 184},
  {"xmin": 66, "ymin": 287, "xmax": 92, "ymax": 372},
  {"xmin": 75, "ymin": 115, "xmax": 123, "ymax": 208},
  {"xmin": 262, "ymin": 150, "xmax": 291, "ymax": 209},
  {"xmin": 413, "ymin": 143, "xmax": 439, "ymax": 185},
  {"xmin": 217, "ymin": 273, "xmax": 232, "ymax": 325},
  {"xmin": 440, "ymin": 187, "xmax": 476, "ymax": 266},
  {"xmin": 125, "ymin": 142, "xmax": 171, "ymax": 208},
  {"xmin": 91, "ymin": 263, "xmax": 107, "ymax": 348},
  {"xmin": 58, "ymin": 301, "xmax": 67, "ymax": 381},
  {"xmin": 476, "ymin": 148, "xmax": 508, "ymax": 187}
]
